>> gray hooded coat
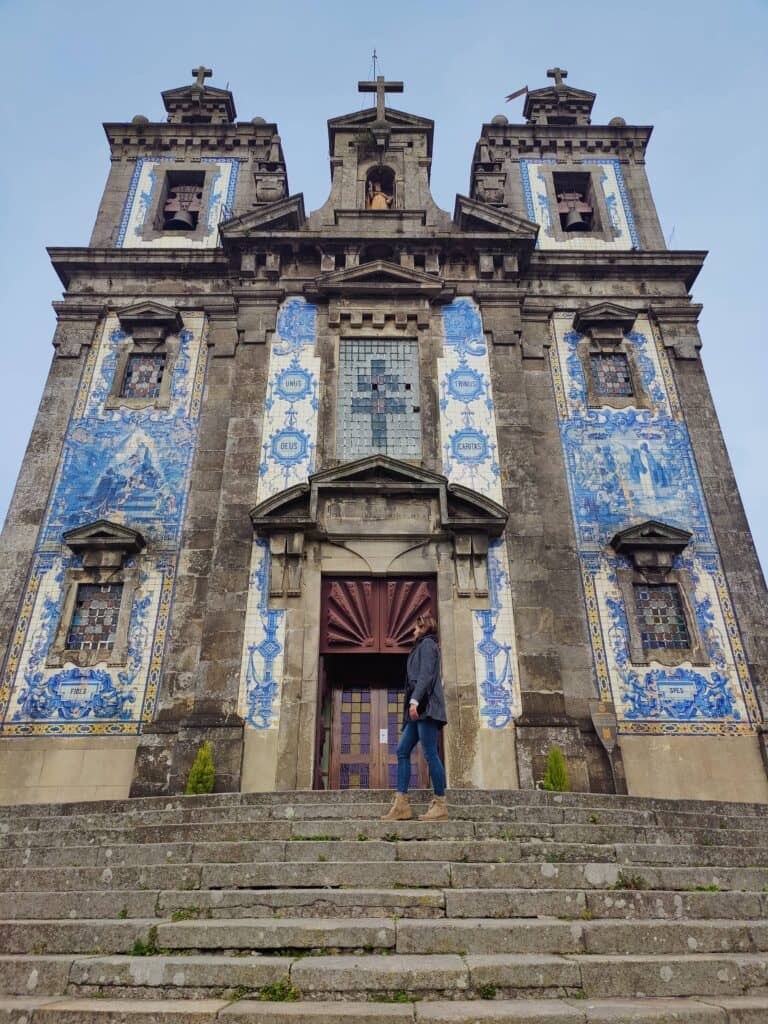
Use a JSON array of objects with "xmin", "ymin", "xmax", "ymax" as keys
[{"xmin": 403, "ymin": 634, "xmax": 447, "ymax": 728}]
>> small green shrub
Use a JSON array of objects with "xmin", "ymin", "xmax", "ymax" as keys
[
  {"xmin": 479, "ymin": 983, "xmax": 497, "ymax": 1000},
  {"xmin": 185, "ymin": 741, "xmax": 215, "ymax": 795},
  {"xmin": 542, "ymin": 746, "xmax": 569, "ymax": 792}
]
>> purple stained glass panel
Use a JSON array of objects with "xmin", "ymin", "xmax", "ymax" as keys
[
  {"xmin": 634, "ymin": 582, "xmax": 690, "ymax": 650},
  {"xmin": 66, "ymin": 582, "xmax": 123, "ymax": 651}
]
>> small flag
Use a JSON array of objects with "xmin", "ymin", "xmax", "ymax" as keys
[{"xmin": 505, "ymin": 86, "xmax": 528, "ymax": 102}]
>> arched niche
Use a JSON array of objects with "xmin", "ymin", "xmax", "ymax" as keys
[{"xmin": 365, "ymin": 165, "xmax": 396, "ymax": 210}]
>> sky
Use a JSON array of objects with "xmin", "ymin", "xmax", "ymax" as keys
[{"xmin": 0, "ymin": 0, "xmax": 766, "ymax": 575}]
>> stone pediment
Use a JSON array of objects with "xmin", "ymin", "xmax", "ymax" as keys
[
  {"xmin": 251, "ymin": 457, "xmax": 507, "ymax": 600},
  {"xmin": 329, "ymin": 107, "xmax": 434, "ymax": 131},
  {"xmin": 116, "ymin": 301, "xmax": 182, "ymax": 341},
  {"xmin": 219, "ymin": 195, "xmax": 306, "ymax": 238},
  {"xmin": 309, "ymin": 260, "xmax": 453, "ymax": 299},
  {"xmin": 250, "ymin": 455, "xmax": 508, "ymax": 536},
  {"xmin": 63, "ymin": 519, "xmax": 146, "ymax": 567},
  {"xmin": 453, "ymin": 196, "xmax": 539, "ymax": 239},
  {"xmin": 573, "ymin": 303, "xmax": 638, "ymax": 333},
  {"xmin": 161, "ymin": 84, "xmax": 236, "ymax": 123},
  {"xmin": 611, "ymin": 519, "xmax": 692, "ymax": 574}
]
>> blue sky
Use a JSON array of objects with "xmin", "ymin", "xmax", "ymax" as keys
[{"xmin": 0, "ymin": 0, "xmax": 766, "ymax": 574}]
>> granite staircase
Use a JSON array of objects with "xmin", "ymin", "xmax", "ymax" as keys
[{"xmin": 0, "ymin": 788, "xmax": 767, "ymax": 1022}]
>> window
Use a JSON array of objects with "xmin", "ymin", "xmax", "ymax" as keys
[
  {"xmin": 633, "ymin": 583, "xmax": 690, "ymax": 651},
  {"xmin": 48, "ymin": 520, "xmax": 145, "ymax": 669},
  {"xmin": 121, "ymin": 353, "xmax": 166, "ymax": 399},
  {"xmin": 611, "ymin": 520, "xmax": 707, "ymax": 668},
  {"xmin": 106, "ymin": 302, "xmax": 182, "ymax": 411},
  {"xmin": 337, "ymin": 340, "xmax": 421, "ymax": 461},
  {"xmin": 590, "ymin": 352, "xmax": 633, "ymax": 398},
  {"xmin": 66, "ymin": 583, "xmax": 124, "ymax": 652},
  {"xmin": 161, "ymin": 171, "xmax": 205, "ymax": 231}
]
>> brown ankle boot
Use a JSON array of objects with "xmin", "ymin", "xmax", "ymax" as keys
[
  {"xmin": 418, "ymin": 795, "xmax": 449, "ymax": 821},
  {"xmin": 381, "ymin": 793, "xmax": 412, "ymax": 821}
]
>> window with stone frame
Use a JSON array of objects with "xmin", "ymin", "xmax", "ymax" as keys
[
  {"xmin": 48, "ymin": 521, "xmax": 145, "ymax": 669},
  {"xmin": 121, "ymin": 352, "xmax": 167, "ymax": 400},
  {"xmin": 337, "ymin": 339, "xmax": 422, "ymax": 461},
  {"xmin": 589, "ymin": 351, "xmax": 634, "ymax": 398},
  {"xmin": 66, "ymin": 583, "xmax": 124, "ymax": 652},
  {"xmin": 106, "ymin": 303, "xmax": 183, "ymax": 411},
  {"xmin": 611, "ymin": 520, "xmax": 708, "ymax": 668},
  {"xmin": 632, "ymin": 581, "xmax": 691, "ymax": 652}
]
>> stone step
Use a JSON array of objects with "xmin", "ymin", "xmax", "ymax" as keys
[
  {"xmin": 0, "ymin": 887, "xmax": 447, "ymax": 922},
  {"xmin": 4, "ymin": 858, "xmax": 768, "ymax": 895},
  {"xmin": 446, "ymin": 888, "xmax": 768, "ymax": 921},
  {"xmin": 5, "ymin": 799, "xmax": 765, "ymax": 832},
  {"xmin": 450, "ymin": 861, "xmax": 768, "ymax": 892},
  {"xmin": 3, "ymin": 916, "xmax": 766, "ymax": 958},
  {"xmin": 1, "ymin": 885, "xmax": 767, "ymax": 924},
  {"xmin": 6, "ymin": 832, "xmax": 768, "ymax": 869},
  {"xmin": 7, "ymin": 837, "xmax": 768, "ymax": 869},
  {"xmin": 2, "ymin": 995, "xmax": 767, "ymax": 1023},
  {"xmin": 5, "ymin": 818, "xmax": 768, "ymax": 853},
  {"xmin": 2, "ymin": 951, "xmax": 768, "ymax": 1003}
]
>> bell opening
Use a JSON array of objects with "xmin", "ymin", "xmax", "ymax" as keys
[{"xmin": 162, "ymin": 170, "xmax": 205, "ymax": 232}]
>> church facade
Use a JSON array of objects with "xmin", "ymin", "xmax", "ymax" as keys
[{"xmin": 1, "ymin": 68, "xmax": 766, "ymax": 805}]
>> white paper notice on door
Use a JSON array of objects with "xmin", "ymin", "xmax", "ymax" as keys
[{"xmin": 379, "ymin": 728, "xmax": 388, "ymax": 744}]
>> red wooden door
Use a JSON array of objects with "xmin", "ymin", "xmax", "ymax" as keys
[{"xmin": 321, "ymin": 577, "xmax": 437, "ymax": 654}]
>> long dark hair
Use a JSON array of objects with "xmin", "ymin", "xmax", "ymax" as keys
[{"xmin": 417, "ymin": 613, "xmax": 438, "ymax": 637}]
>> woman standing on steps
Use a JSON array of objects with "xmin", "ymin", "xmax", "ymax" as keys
[{"xmin": 382, "ymin": 614, "xmax": 448, "ymax": 822}]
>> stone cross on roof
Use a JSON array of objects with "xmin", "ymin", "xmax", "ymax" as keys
[
  {"xmin": 191, "ymin": 65, "xmax": 213, "ymax": 89},
  {"xmin": 546, "ymin": 66, "xmax": 568, "ymax": 89},
  {"xmin": 358, "ymin": 75, "xmax": 404, "ymax": 121}
]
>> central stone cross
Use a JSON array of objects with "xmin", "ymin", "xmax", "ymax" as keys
[
  {"xmin": 547, "ymin": 66, "xmax": 568, "ymax": 88},
  {"xmin": 358, "ymin": 75, "xmax": 404, "ymax": 121},
  {"xmin": 191, "ymin": 65, "xmax": 213, "ymax": 89}
]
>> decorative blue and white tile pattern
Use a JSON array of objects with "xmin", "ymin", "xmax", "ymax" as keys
[
  {"xmin": 0, "ymin": 315, "xmax": 208, "ymax": 736},
  {"xmin": 520, "ymin": 159, "xmax": 639, "ymax": 251},
  {"xmin": 116, "ymin": 157, "xmax": 239, "ymax": 249},
  {"xmin": 549, "ymin": 313, "xmax": 759, "ymax": 734},
  {"xmin": 439, "ymin": 299, "xmax": 521, "ymax": 728},
  {"xmin": 238, "ymin": 298, "xmax": 319, "ymax": 730}
]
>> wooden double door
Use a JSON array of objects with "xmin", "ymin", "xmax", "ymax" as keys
[
  {"xmin": 329, "ymin": 680, "xmax": 429, "ymax": 791},
  {"xmin": 318, "ymin": 576, "xmax": 438, "ymax": 791}
]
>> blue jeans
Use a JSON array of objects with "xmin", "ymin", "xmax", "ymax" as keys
[{"xmin": 396, "ymin": 718, "xmax": 446, "ymax": 796}]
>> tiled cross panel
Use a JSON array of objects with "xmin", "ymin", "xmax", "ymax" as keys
[
  {"xmin": 337, "ymin": 340, "xmax": 421, "ymax": 460},
  {"xmin": 66, "ymin": 583, "xmax": 123, "ymax": 651},
  {"xmin": 634, "ymin": 583, "xmax": 691, "ymax": 651}
]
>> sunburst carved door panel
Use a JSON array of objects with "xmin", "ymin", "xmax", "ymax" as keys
[{"xmin": 320, "ymin": 577, "xmax": 437, "ymax": 654}]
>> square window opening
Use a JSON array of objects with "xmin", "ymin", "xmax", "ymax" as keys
[
  {"xmin": 161, "ymin": 170, "xmax": 205, "ymax": 231},
  {"xmin": 590, "ymin": 352, "xmax": 633, "ymax": 398},
  {"xmin": 66, "ymin": 582, "xmax": 124, "ymax": 652},
  {"xmin": 121, "ymin": 352, "xmax": 166, "ymax": 399}
]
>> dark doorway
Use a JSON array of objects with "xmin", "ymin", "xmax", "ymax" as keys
[{"xmin": 314, "ymin": 575, "xmax": 439, "ymax": 790}]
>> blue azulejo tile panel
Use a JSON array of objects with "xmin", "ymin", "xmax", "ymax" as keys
[
  {"xmin": 237, "ymin": 540, "xmax": 285, "ymax": 730},
  {"xmin": 116, "ymin": 157, "xmax": 239, "ymax": 249},
  {"xmin": 238, "ymin": 298, "xmax": 318, "ymax": 731},
  {"xmin": 520, "ymin": 159, "xmax": 639, "ymax": 251},
  {"xmin": 0, "ymin": 315, "xmax": 209, "ymax": 737},
  {"xmin": 549, "ymin": 313, "xmax": 760, "ymax": 735},
  {"xmin": 439, "ymin": 299, "xmax": 521, "ymax": 729}
]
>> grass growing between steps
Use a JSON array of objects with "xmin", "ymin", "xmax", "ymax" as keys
[
  {"xmin": 609, "ymin": 871, "xmax": 648, "ymax": 890},
  {"xmin": 129, "ymin": 926, "xmax": 162, "ymax": 956}
]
